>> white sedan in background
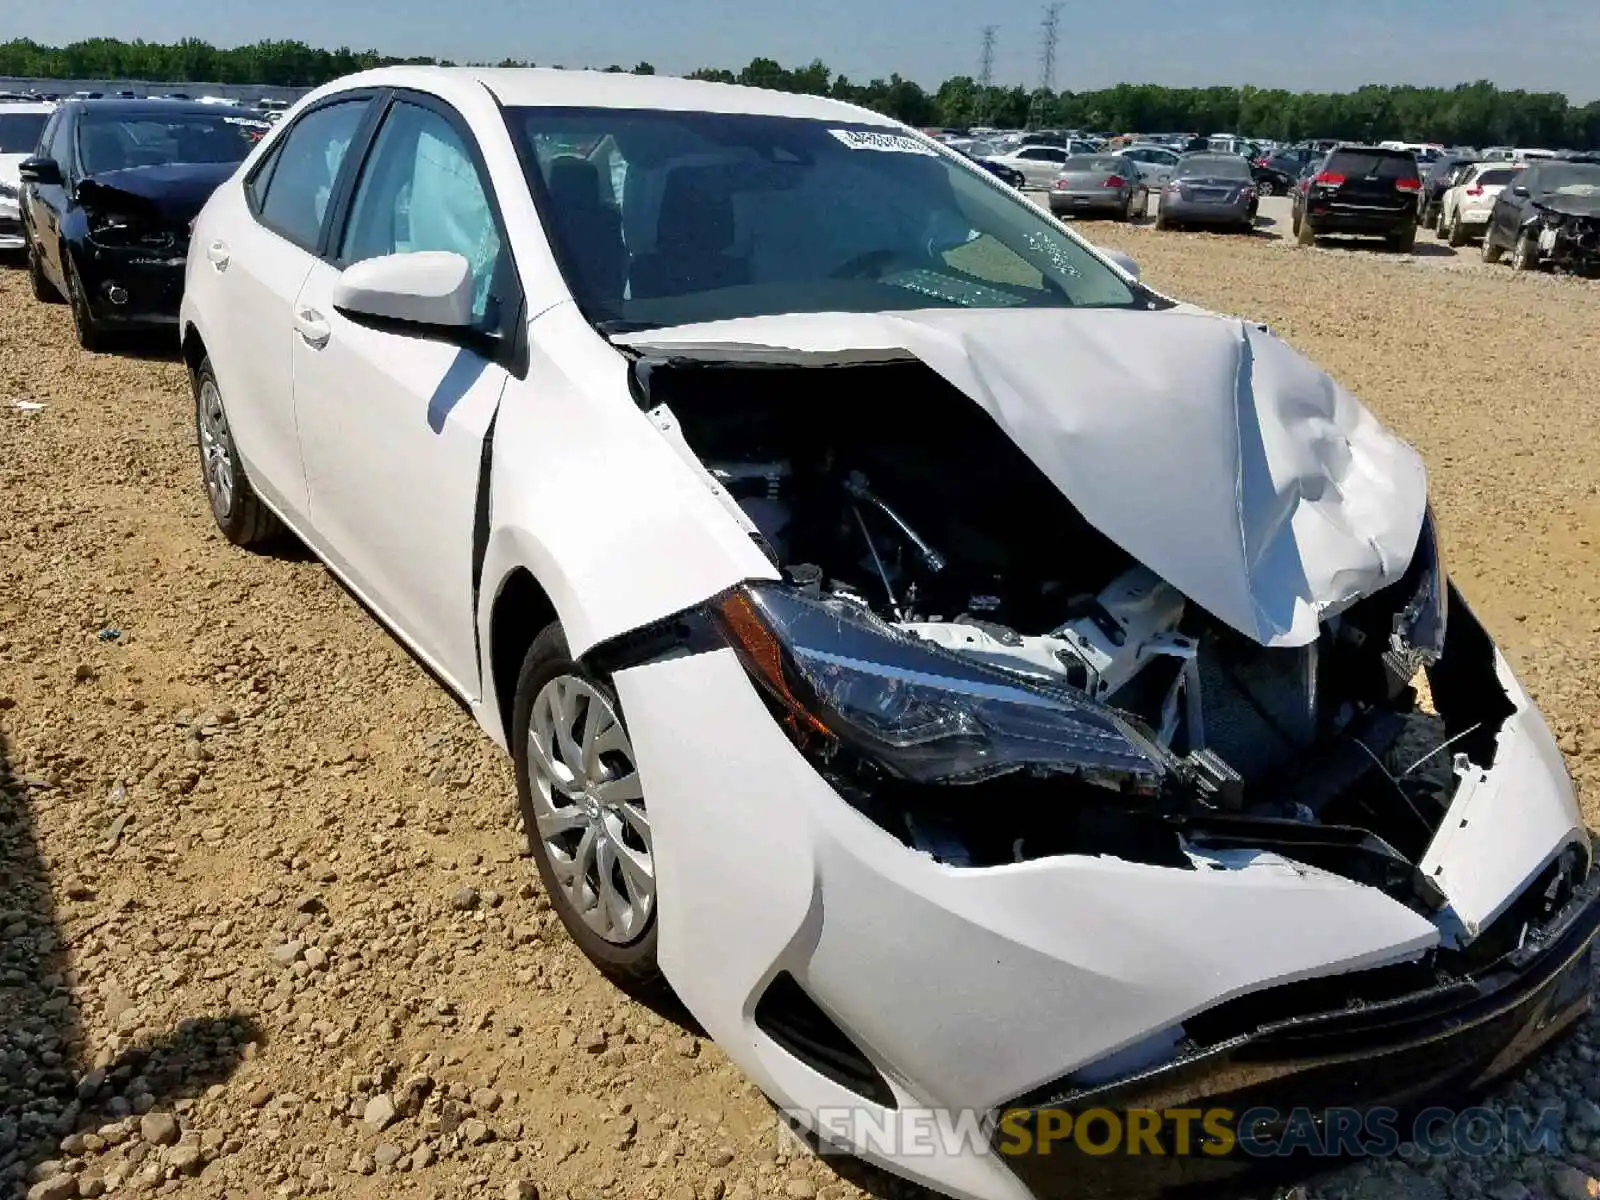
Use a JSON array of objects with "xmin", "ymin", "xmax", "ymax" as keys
[
  {"xmin": 984, "ymin": 140, "xmax": 1101, "ymax": 187},
  {"xmin": 180, "ymin": 66, "xmax": 1596, "ymax": 1200},
  {"xmin": 0, "ymin": 101, "xmax": 53, "ymax": 250},
  {"xmin": 1437, "ymin": 161, "xmax": 1523, "ymax": 245}
]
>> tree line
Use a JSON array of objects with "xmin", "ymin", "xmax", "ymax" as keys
[{"xmin": 4, "ymin": 36, "xmax": 1598, "ymax": 149}]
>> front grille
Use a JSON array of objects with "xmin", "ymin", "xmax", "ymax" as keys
[{"xmin": 754, "ymin": 972, "xmax": 897, "ymax": 1108}]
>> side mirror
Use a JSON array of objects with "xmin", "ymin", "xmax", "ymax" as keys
[
  {"xmin": 1103, "ymin": 249, "xmax": 1141, "ymax": 281},
  {"xmin": 332, "ymin": 251, "xmax": 475, "ymax": 329},
  {"xmin": 1511, "ymin": 185, "xmax": 1529, "ymax": 197},
  {"xmin": 18, "ymin": 156, "xmax": 62, "ymax": 186}
]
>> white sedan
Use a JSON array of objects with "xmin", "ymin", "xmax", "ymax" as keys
[
  {"xmin": 181, "ymin": 67, "xmax": 1597, "ymax": 1200},
  {"xmin": 983, "ymin": 140, "xmax": 1101, "ymax": 187},
  {"xmin": 0, "ymin": 101, "xmax": 54, "ymax": 250}
]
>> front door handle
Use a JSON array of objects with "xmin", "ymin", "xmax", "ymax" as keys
[
  {"xmin": 206, "ymin": 240, "xmax": 229, "ymax": 271},
  {"xmin": 294, "ymin": 307, "xmax": 331, "ymax": 349}
]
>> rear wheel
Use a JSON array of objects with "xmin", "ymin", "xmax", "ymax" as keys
[
  {"xmin": 1481, "ymin": 233, "xmax": 1504, "ymax": 264},
  {"xmin": 1446, "ymin": 211, "xmax": 1468, "ymax": 247},
  {"xmin": 1153, "ymin": 207, "xmax": 1168, "ymax": 231},
  {"xmin": 513, "ymin": 622, "xmax": 663, "ymax": 991},
  {"xmin": 1387, "ymin": 224, "xmax": 1417, "ymax": 253},
  {"xmin": 1120, "ymin": 194, "xmax": 1133, "ymax": 222},
  {"xmin": 1511, "ymin": 230, "xmax": 1539, "ymax": 271},
  {"xmin": 1296, "ymin": 214, "xmax": 1316, "ymax": 246},
  {"xmin": 194, "ymin": 357, "xmax": 284, "ymax": 547}
]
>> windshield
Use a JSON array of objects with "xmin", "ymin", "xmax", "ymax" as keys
[
  {"xmin": 0, "ymin": 111, "xmax": 48, "ymax": 153},
  {"xmin": 1535, "ymin": 163, "xmax": 1600, "ymax": 193},
  {"xmin": 506, "ymin": 107, "xmax": 1152, "ymax": 333},
  {"xmin": 76, "ymin": 111, "xmax": 268, "ymax": 175},
  {"xmin": 1177, "ymin": 155, "xmax": 1251, "ymax": 179}
]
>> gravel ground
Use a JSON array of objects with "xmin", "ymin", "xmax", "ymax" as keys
[{"xmin": 1, "ymin": 222, "xmax": 1599, "ymax": 1200}]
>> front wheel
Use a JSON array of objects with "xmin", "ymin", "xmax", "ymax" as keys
[
  {"xmin": 513, "ymin": 622, "xmax": 663, "ymax": 991},
  {"xmin": 1511, "ymin": 230, "xmax": 1540, "ymax": 272},
  {"xmin": 27, "ymin": 238, "xmax": 62, "ymax": 303},
  {"xmin": 63, "ymin": 255, "xmax": 102, "ymax": 351}
]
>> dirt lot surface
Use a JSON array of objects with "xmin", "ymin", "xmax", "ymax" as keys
[{"xmin": 2, "ymin": 225, "xmax": 1599, "ymax": 1200}]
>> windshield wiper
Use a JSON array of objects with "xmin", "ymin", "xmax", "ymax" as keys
[{"xmin": 597, "ymin": 318, "xmax": 665, "ymax": 335}]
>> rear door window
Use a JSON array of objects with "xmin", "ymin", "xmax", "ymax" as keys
[{"xmin": 254, "ymin": 99, "xmax": 370, "ymax": 252}]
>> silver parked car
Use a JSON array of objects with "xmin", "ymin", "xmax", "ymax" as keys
[
  {"xmin": 1154, "ymin": 153, "xmax": 1259, "ymax": 232},
  {"xmin": 1119, "ymin": 143, "xmax": 1184, "ymax": 188},
  {"xmin": 1048, "ymin": 153, "xmax": 1148, "ymax": 220}
]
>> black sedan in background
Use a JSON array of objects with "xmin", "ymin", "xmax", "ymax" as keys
[
  {"xmin": 19, "ymin": 99, "xmax": 269, "ymax": 349},
  {"xmin": 958, "ymin": 149, "xmax": 1026, "ymax": 189}
]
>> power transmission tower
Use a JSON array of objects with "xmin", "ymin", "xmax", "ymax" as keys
[
  {"xmin": 978, "ymin": 25, "xmax": 997, "ymax": 90},
  {"xmin": 1038, "ymin": 3, "xmax": 1062, "ymax": 93},
  {"xmin": 976, "ymin": 25, "xmax": 997, "ymax": 127}
]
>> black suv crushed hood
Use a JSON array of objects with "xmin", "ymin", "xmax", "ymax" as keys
[
  {"xmin": 76, "ymin": 161, "xmax": 237, "ymax": 226},
  {"xmin": 1535, "ymin": 187, "xmax": 1600, "ymax": 219}
]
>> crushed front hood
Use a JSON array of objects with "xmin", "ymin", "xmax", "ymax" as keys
[
  {"xmin": 617, "ymin": 307, "xmax": 1427, "ymax": 648},
  {"xmin": 77, "ymin": 161, "xmax": 237, "ymax": 227}
]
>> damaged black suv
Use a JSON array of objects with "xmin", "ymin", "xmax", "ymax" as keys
[
  {"xmin": 1482, "ymin": 160, "xmax": 1600, "ymax": 273},
  {"xmin": 18, "ymin": 99, "xmax": 269, "ymax": 349}
]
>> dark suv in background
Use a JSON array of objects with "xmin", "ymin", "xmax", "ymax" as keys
[{"xmin": 1292, "ymin": 145, "xmax": 1422, "ymax": 251}]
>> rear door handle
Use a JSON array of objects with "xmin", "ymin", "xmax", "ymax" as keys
[
  {"xmin": 206, "ymin": 240, "xmax": 229, "ymax": 271},
  {"xmin": 294, "ymin": 307, "xmax": 331, "ymax": 349}
]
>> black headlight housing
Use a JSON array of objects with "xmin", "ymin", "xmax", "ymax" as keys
[{"xmin": 709, "ymin": 583, "xmax": 1171, "ymax": 789}]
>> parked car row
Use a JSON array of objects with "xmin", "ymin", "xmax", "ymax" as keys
[{"xmin": 1287, "ymin": 142, "xmax": 1600, "ymax": 273}]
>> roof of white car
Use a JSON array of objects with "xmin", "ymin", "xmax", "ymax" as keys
[
  {"xmin": 0, "ymin": 101, "xmax": 54, "ymax": 113},
  {"xmin": 321, "ymin": 65, "xmax": 898, "ymax": 125}
]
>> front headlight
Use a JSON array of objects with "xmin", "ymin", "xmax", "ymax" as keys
[
  {"xmin": 88, "ymin": 213, "xmax": 175, "ymax": 251},
  {"xmin": 1390, "ymin": 505, "xmax": 1448, "ymax": 669},
  {"xmin": 709, "ymin": 584, "xmax": 1170, "ymax": 788}
]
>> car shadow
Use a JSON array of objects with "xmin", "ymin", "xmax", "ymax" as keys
[
  {"xmin": 0, "ymin": 725, "xmax": 262, "ymax": 1190},
  {"xmin": 1302, "ymin": 235, "xmax": 1461, "ymax": 259}
]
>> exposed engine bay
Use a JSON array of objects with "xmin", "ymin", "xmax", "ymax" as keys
[
  {"xmin": 630, "ymin": 356, "xmax": 1528, "ymax": 923},
  {"xmin": 1522, "ymin": 201, "xmax": 1600, "ymax": 273}
]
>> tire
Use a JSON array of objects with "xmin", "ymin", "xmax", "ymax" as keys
[
  {"xmin": 27, "ymin": 238, "xmax": 62, "ymax": 303},
  {"xmin": 1153, "ymin": 208, "xmax": 1168, "ymax": 231},
  {"xmin": 1296, "ymin": 214, "xmax": 1316, "ymax": 246},
  {"xmin": 1260, "ymin": 179, "xmax": 1277, "ymax": 197},
  {"xmin": 1446, "ymin": 211, "xmax": 1468, "ymax": 248},
  {"xmin": 1434, "ymin": 207, "xmax": 1452, "ymax": 240},
  {"xmin": 1481, "ymin": 233, "xmax": 1504, "ymax": 264},
  {"xmin": 1511, "ymin": 230, "xmax": 1539, "ymax": 272},
  {"xmin": 512, "ymin": 622, "xmax": 664, "ymax": 992},
  {"xmin": 193, "ymin": 356, "xmax": 284, "ymax": 547},
  {"xmin": 1387, "ymin": 224, "xmax": 1417, "ymax": 253},
  {"xmin": 1121, "ymin": 194, "xmax": 1133, "ymax": 222},
  {"xmin": 63, "ymin": 254, "xmax": 102, "ymax": 351}
]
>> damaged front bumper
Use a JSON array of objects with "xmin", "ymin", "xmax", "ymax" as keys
[
  {"xmin": 996, "ymin": 870, "xmax": 1600, "ymax": 1198},
  {"xmin": 1524, "ymin": 209, "xmax": 1600, "ymax": 272}
]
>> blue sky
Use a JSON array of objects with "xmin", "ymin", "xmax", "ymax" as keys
[{"xmin": 12, "ymin": 0, "xmax": 1600, "ymax": 101}]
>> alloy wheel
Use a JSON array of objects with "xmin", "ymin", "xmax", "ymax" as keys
[
  {"xmin": 526, "ymin": 674, "xmax": 653, "ymax": 945},
  {"xmin": 197, "ymin": 378, "xmax": 236, "ymax": 522}
]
